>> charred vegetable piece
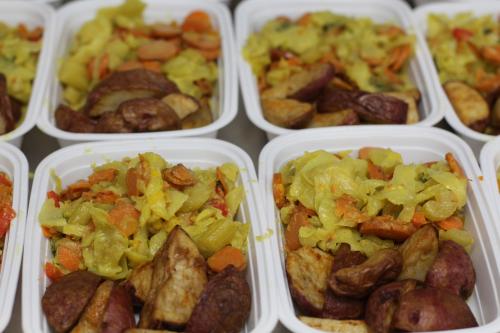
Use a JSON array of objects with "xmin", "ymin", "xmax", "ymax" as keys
[
  {"xmin": 286, "ymin": 246, "xmax": 334, "ymax": 316},
  {"xmin": 139, "ymin": 226, "xmax": 207, "ymax": 329},
  {"xmin": 444, "ymin": 81, "xmax": 490, "ymax": 132},
  {"xmin": 287, "ymin": 63, "xmax": 335, "ymax": 102},
  {"xmin": 329, "ymin": 248, "xmax": 402, "ymax": 298},
  {"xmin": 425, "ymin": 240, "xmax": 475, "ymax": 299},
  {"xmin": 392, "ymin": 288, "xmax": 478, "ymax": 331},
  {"xmin": 316, "ymin": 88, "xmax": 363, "ymax": 114},
  {"xmin": 84, "ymin": 69, "xmax": 179, "ymax": 117},
  {"xmin": 365, "ymin": 279, "xmax": 418, "ymax": 333},
  {"xmin": 356, "ymin": 93, "xmax": 408, "ymax": 124},
  {"xmin": 101, "ymin": 285, "xmax": 136, "ymax": 333},
  {"xmin": 398, "ymin": 224, "xmax": 438, "ymax": 281},
  {"xmin": 185, "ymin": 266, "xmax": 251, "ymax": 333},
  {"xmin": 71, "ymin": 280, "xmax": 114, "ymax": 333},
  {"xmin": 42, "ymin": 271, "xmax": 102, "ymax": 333},
  {"xmin": 383, "ymin": 91, "xmax": 419, "ymax": 124},
  {"xmin": 299, "ymin": 316, "xmax": 370, "ymax": 333},
  {"xmin": 307, "ymin": 109, "xmax": 360, "ymax": 128},
  {"xmin": 124, "ymin": 262, "xmax": 153, "ymax": 305},
  {"xmin": 261, "ymin": 98, "xmax": 314, "ymax": 128},
  {"xmin": 161, "ymin": 93, "xmax": 200, "ymax": 120}
]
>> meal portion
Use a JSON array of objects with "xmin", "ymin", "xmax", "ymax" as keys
[
  {"xmin": 273, "ymin": 148, "xmax": 477, "ymax": 332},
  {"xmin": 55, "ymin": 0, "xmax": 221, "ymax": 134},
  {"xmin": 0, "ymin": 22, "xmax": 43, "ymax": 134},
  {"xmin": 0, "ymin": 172, "xmax": 15, "ymax": 265},
  {"xmin": 39, "ymin": 153, "xmax": 251, "ymax": 332},
  {"xmin": 427, "ymin": 12, "xmax": 500, "ymax": 135},
  {"xmin": 243, "ymin": 12, "xmax": 422, "ymax": 129}
]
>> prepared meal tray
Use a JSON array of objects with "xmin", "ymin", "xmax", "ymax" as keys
[
  {"xmin": 22, "ymin": 138, "xmax": 276, "ymax": 333},
  {"xmin": 259, "ymin": 126, "xmax": 500, "ymax": 333},
  {"xmin": 236, "ymin": 0, "xmax": 442, "ymax": 139},
  {"xmin": 0, "ymin": 142, "xmax": 28, "ymax": 332},
  {"xmin": 0, "ymin": 2, "xmax": 54, "ymax": 147},
  {"xmin": 480, "ymin": 136, "xmax": 500, "ymax": 235},
  {"xmin": 36, "ymin": 0, "xmax": 237, "ymax": 147},
  {"xmin": 414, "ymin": 2, "xmax": 500, "ymax": 152}
]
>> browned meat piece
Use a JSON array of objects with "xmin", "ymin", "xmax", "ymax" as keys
[
  {"xmin": 262, "ymin": 98, "xmax": 314, "ymax": 129},
  {"xmin": 163, "ymin": 164, "xmax": 196, "ymax": 187},
  {"xmin": 0, "ymin": 74, "xmax": 18, "ymax": 134},
  {"xmin": 83, "ymin": 69, "xmax": 179, "ymax": 117},
  {"xmin": 42, "ymin": 271, "xmax": 102, "ymax": 333},
  {"xmin": 71, "ymin": 280, "xmax": 114, "ymax": 333},
  {"xmin": 307, "ymin": 109, "xmax": 360, "ymax": 128},
  {"xmin": 185, "ymin": 266, "xmax": 251, "ymax": 333},
  {"xmin": 286, "ymin": 246, "xmax": 334, "ymax": 316},
  {"xmin": 124, "ymin": 262, "xmax": 153, "ymax": 305},
  {"xmin": 95, "ymin": 112, "xmax": 132, "ymax": 133},
  {"xmin": 55, "ymin": 105, "xmax": 97, "ymax": 133},
  {"xmin": 356, "ymin": 93, "xmax": 408, "ymax": 124},
  {"xmin": 139, "ymin": 226, "xmax": 207, "ymax": 329},
  {"xmin": 392, "ymin": 288, "xmax": 478, "ymax": 331},
  {"xmin": 101, "ymin": 285, "xmax": 136, "ymax": 333},
  {"xmin": 316, "ymin": 88, "xmax": 364, "ymax": 114},
  {"xmin": 161, "ymin": 93, "xmax": 199, "ymax": 120},
  {"xmin": 398, "ymin": 224, "xmax": 438, "ymax": 281},
  {"xmin": 365, "ymin": 279, "xmax": 418, "ymax": 333},
  {"xmin": 118, "ymin": 98, "xmax": 180, "ymax": 132},
  {"xmin": 329, "ymin": 249, "xmax": 402, "ymax": 298},
  {"xmin": 425, "ymin": 240, "xmax": 475, "ymax": 299}
]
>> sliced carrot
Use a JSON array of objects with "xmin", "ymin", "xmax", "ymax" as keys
[
  {"xmin": 61, "ymin": 180, "xmax": 91, "ymax": 201},
  {"xmin": 27, "ymin": 27, "xmax": 43, "ymax": 41},
  {"xmin": 56, "ymin": 242, "xmax": 82, "ymax": 272},
  {"xmin": 116, "ymin": 61, "xmax": 144, "ymax": 72},
  {"xmin": 87, "ymin": 53, "xmax": 109, "ymax": 80},
  {"xmin": 297, "ymin": 13, "xmax": 312, "ymax": 26},
  {"xmin": 367, "ymin": 161, "xmax": 385, "ymax": 180},
  {"xmin": 390, "ymin": 44, "xmax": 411, "ymax": 71},
  {"xmin": 108, "ymin": 202, "xmax": 140, "ymax": 237},
  {"xmin": 335, "ymin": 195, "xmax": 369, "ymax": 224},
  {"xmin": 196, "ymin": 48, "xmax": 220, "ymax": 61},
  {"xmin": 88, "ymin": 168, "xmax": 117, "ymax": 185},
  {"xmin": 445, "ymin": 152, "xmax": 465, "ymax": 178},
  {"xmin": 216, "ymin": 167, "xmax": 229, "ymax": 194},
  {"xmin": 379, "ymin": 25, "xmax": 405, "ymax": 38},
  {"xmin": 47, "ymin": 191, "xmax": 61, "ymax": 208},
  {"xmin": 181, "ymin": 11, "xmax": 213, "ymax": 33},
  {"xmin": 285, "ymin": 206, "xmax": 310, "ymax": 251},
  {"xmin": 17, "ymin": 23, "xmax": 29, "ymax": 40},
  {"xmin": 437, "ymin": 216, "xmax": 464, "ymax": 231},
  {"xmin": 411, "ymin": 211, "xmax": 428, "ymax": 228},
  {"xmin": 141, "ymin": 61, "xmax": 162, "ymax": 73},
  {"xmin": 358, "ymin": 147, "xmax": 375, "ymax": 160},
  {"xmin": 207, "ymin": 246, "xmax": 246, "ymax": 272},
  {"xmin": 273, "ymin": 173, "xmax": 286, "ymax": 209},
  {"xmin": 94, "ymin": 191, "xmax": 119, "ymax": 204},
  {"xmin": 384, "ymin": 67, "xmax": 403, "ymax": 84},
  {"xmin": 42, "ymin": 226, "xmax": 58, "ymax": 238},
  {"xmin": 44, "ymin": 262, "xmax": 64, "ymax": 282},
  {"xmin": 126, "ymin": 168, "xmax": 139, "ymax": 197}
]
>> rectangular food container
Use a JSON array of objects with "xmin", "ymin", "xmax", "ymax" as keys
[
  {"xmin": 413, "ymin": 2, "xmax": 500, "ymax": 156},
  {"xmin": 235, "ymin": 0, "xmax": 443, "ymax": 140},
  {"xmin": 0, "ymin": 2, "xmax": 55, "ymax": 148},
  {"xmin": 414, "ymin": 0, "xmax": 499, "ymax": 7},
  {"xmin": 22, "ymin": 138, "xmax": 277, "ymax": 333},
  {"xmin": 258, "ymin": 126, "xmax": 500, "ymax": 333},
  {"xmin": 480, "ymin": 137, "xmax": 500, "ymax": 236},
  {"xmin": 0, "ymin": 142, "xmax": 28, "ymax": 332},
  {"xmin": 36, "ymin": 0, "xmax": 237, "ymax": 147}
]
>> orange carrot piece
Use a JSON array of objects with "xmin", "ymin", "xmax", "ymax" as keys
[
  {"xmin": 141, "ymin": 61, "xmax": 162, "ymax": 73},
  {"xmin": 285, "ymin": 207, "xmax": 309, "ymax": 251},
  {"xmin": 390, "ymin": 44, "xmax": 411, "ymax": 71},
  {"xmin": 126, "ymin": 168, "xmax": 139, "ymax": 197},
  {"xmin": 358, "ymin": 147, "xmax": 375, "ymax": 160},
  {"xmin": 384, "ymin": 67, "xmax": 403, "ymax": 84},
  {"xmin": 116, "ymin": 61, "xmax": 144, "ymax": 72},
  {"xmin": 45, "ymin": 262, "xmax": 64, "ymax": 282},
  {"xmin": 56, "ymin": 243, "xmax": 81, "ymax": 272},
  {"xmin": 42, "ymin": 226, "xmax": 57, "ymax": 238},
  {"xmin": 273, "ymin": 173, "xmax": 286, "ymax": 209},
  {"xmin": 411, "ymin": 211, "xmax": 428, "ymax": 228},
  {"xmin": 87, "ymin": 53, "xmax": 109, "ymax": 80},
  {"xmin": 88, "ymin": 168, "xmax": 117, "ymax": 185},
  {"xmin": 437, "ymin": 216, "xmax": 464, "ymax": 231},
  {"xmin": 181, "ymin": 11, "xmax": 213, "ymax": 33},
  {"xmin": 367, "ymin": 161, "xmax": 385, "ymax": 180},
  {"xmin": 207, "ymin": 246, "xmax": 246, "ymax": 273},
  {"xmin": 108, "ymin": 202, "xmax": 140, "ymax": 237},
  {"xmin": 216, "ymin": 167, "xmax": 229, "ymax": 194},
  {"xmin": 93, "ymin": 191, "xmax": 119, "ymax": 204},
  {"xmin": 445, "ymin": 152, "xmax": 465, "ymax": 178},
  {"xmin": 297, "ymin": 13, "xmax": 312, "ymax": 26},
  {"xmin": 17, "ymin": 23, "xmax": 29, "ymax": 40}
]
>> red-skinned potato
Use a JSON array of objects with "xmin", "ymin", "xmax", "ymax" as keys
[
  {"xmin": 316, "ymin": 88, "xmax": 363, "ymax": 114},
  {"xmin": 71, "ymin": 280, "xmax": 114, "ymax": 333},
  {"xmin": 382, "ymin": 91, "xmax": 419, "ymax": 124},
  {"xmin": 425, "ymin": 240, "xmax": 475, "ymax": 299},
  {"xmin": 101, "ymin": 285, "xmax": 136, "ymax": 333},
  {"xmin": 398, "ymin": 224, "xmax": 438, "ymax": 281},
  {"xmin": 392, "ymin": 288, "xmax": 477, "ymax": 331},
  {"xmin": 307, "ymin": 109, "xmax": 360, "ymax": 128},
  {"xmin": 356, "ymin": 93, "xmax": 408, "ymax": 124},
  {"xmin": 55, "ymin": 104, "xmax": 97, "ymax": 133},
  {"xmin": 287, "ymin": 63, "xmax": 335, "ymax": 102},
  {"xmin": 261, "ymin": 98, "xmax": 314, "ymax": 129}
]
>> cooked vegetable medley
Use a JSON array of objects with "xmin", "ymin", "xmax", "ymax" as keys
[
  {"xmin": 427, "ymin": 12, "xmax": 500, "ymax": 134},
  {"xmin": 0, "ymin": 172, "xmax": 15, "ymax": 264},
  {"xmin": 39, "ymin": 153, "xmax": 249, "ymax": 280},
  {"xmin": 0, "ymin": 22, "xmax": 43, "ymax": 134},
  {"xmin": 243, "ymin": 12, "xmax": 421, "ymax": 129},
  {"xmin": 56, "ymin": 0, "xmax": 220, "ymax": 133},
  {"xmin": 274, "ymin": 148, "xmax": 478, "ymax": 332}
]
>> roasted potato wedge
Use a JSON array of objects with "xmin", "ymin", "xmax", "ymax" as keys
[
  {"xmin": 444, "ymin": 81, "xmax": 490, "ymax": 131},
  {"xmin": 262, "ymin": 98, "xmax": 314, "ymax": 128},
  {"xmin": 101, "ymin": 285, "xmax": 136, "ymax": 333},
  {"xmin": 124, "ymin": 262, "xmax": 153, "ymax": 305},
  {"xmin": 161, "ymin": 93, "xmax": 200, "ymax": 120},
  {"xmin": 425, "ymin": 240, "xmax": 475, "ymax": 299},
  {"xmin": 117, "ymin": 98, "xmax": 181, "ymax": 132},
  {"xmin": 55, "ymin": 104, "xmax": 97, "ymax": 133},
  {"xmin": 71, "ymin": 280, "xmax": 114, "ymax": 333},
  {"xmin": 42, "ymin": 271, "xmax": 102, "ymax": 333},
  {"xmin": 95, "ymin": 112, "xmax": 132, "ymax": 133},
  {"xmin": 307, "ymin": 109, "xmax": 360, "ymax": 128},
  {"xmin": 356, "ymin": 93, "xmax": 408, "ymax": 124},
  {"xmin": 299, "ymin": 316, "xmax": 370, "ymax": 333},
  {"xmin": 185, "ymin": 266, "xmax": 251, "ymax": 333},
  {"xmin": 287, "ymin": 63, "xmax": 335, "ymax": 102},
  {"xmin": 84, "ymin": 69, "xmax": 178, "ymax": 117},
  {"xmin": 392, "ymin": 288, "xmax": 477, "ymax": 331},
  {"xmin": 181, "ymin": 99, "xmax": 213, "ymax": 129},
  {"xmin": 398, "ymin": 224, "xmax": 438, "ymax": 281},
  {"xmin": 383, "ymin": 91, "xmax": 419, "ymax": 124},
  {"xmin": 0, "ymin": 74, "xmax": 17, "ymax": 134},
  {"xmin": 316, "ymin": 88, "xmax": 363, "ymax": 114},
  {"xmin": 286, "ymin": 246, "xmax": 334, "ymax": 316}
]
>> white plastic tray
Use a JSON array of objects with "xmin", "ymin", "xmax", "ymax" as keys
[
  {"xmin": 413, "ymin": 2, "xmax": 500, "ymax": 155},
  {"xmin": 0, "ymin": 142, "xmax": 28, "ymax": 332},
  {"xmin": 414, "ymin": 0, "xmax": 499, "ymax": 7},
  {"xmin": 480, "ymin": 137, "xmax": 500, "ymax": 237},
  {"xmin": 0, "ymin": 2, "xmax": 55, "ymax": 148},
  {"xmin": 259, "ymin": 126, "xmax": 500, "ymax": 333},
  {"xmin": 22, "ymin": 138, "xmax": 277, "ymax": 333},
  {"xmin": 36, "ymin": 0, "xmax": 238, "ymax": 147},
  {"xmin": 235, "ymin": 0, "xmax": 443, "ymax": 140}
]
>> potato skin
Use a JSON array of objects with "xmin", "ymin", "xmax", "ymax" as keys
[
  {"xmin": 425, "ymin": 240, "xmax": 475, "ymax": 299},
  {"xmin": 124, "ymin": 262, "xmax": 153, "ymax": 306},
  {"xmin": 392, "ymin": 288, "xmax": 477, "ymax": 331},
  {"xmin": 365, "ymin": 279, "xmax": 418, "ymax": 333},
  {"xmin": 71, "ymin": 280, "xmax": 114, "ymax": 333},
  {"xmin": 444, "ymin": 81, "xmax": 489, "ymax": 131},
  {"xmin": 383, "ymin": 91, "xmax": 420, "ymax": 124},
  {"xmin": 286, "ymin": 246, "xmax": 334, "ymax": 316},
  {"xmin": 261, "ymin": 98, "xmax": 314, "ymax": 129},
  {"xmin": 356, "ymin": 93, "xmax": 408, "ymax": 124},
  {"xmin": 101, "ymin": 285, "xmax": 136, "ymax": 333},
  {"xmin": 55, "ymin": 104, "xmax": 97, "ymax": 133},
  {"xmin": 316, "ymin": 88, "xmax": 363, "ymax": 114},
  {"xmin": 42, "ymin": 271, "xmax": 103, "ymax": 333},
  {"xmin": 117, "ymin": 98, "xmax": 181, "ymax": 132},
  {"xmin": 330, "ymin": 249, "xmax": 402, "ymax": 298},
  {"xmin": 288, "ymin": 63, "xmax": 336, "ymax": 102},
  {"xmin": 398, "ymin": 224, "xmax": 438, "ymax": 281},
  {"xmin": 185, "ymin": 266, "xmax": 251, "ymax": 333}
]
